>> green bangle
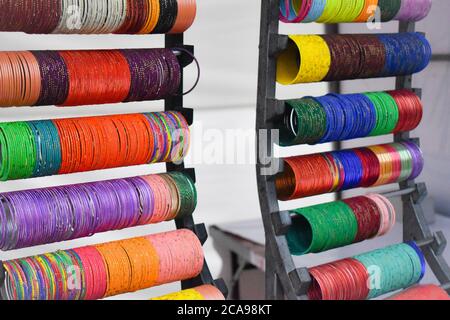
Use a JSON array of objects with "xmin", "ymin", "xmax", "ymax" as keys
[
  {"xmin": 335, "ymin": 0, "xmax": 357, "ymax": 22},
  {"xmin": 287, "ymin": 201, "xmax": 357, "ymax": 255},
  {"xmin": 378, "ymin": 0, "xmax": 402, "ymax": 22},
  {"xmin": 365, "ymin": 92, "xmax": 399, "ymax": 136},
  {"xmin": 0, "ymin": 122, "xmax": 36, "ymax": 180},
  {"xmin": 317, "ymin": 0, "xmax": 342, "ymax": 23},
  {"xmin": 0, "ymin": 124, "xmax": 11, "ymax": 181},
  {"xmin": 167, "ymin": 171, "xmax": 198, "ymax": 219},
  {"xmin": 282, "ymin": 98, "xmax": 327, "ymax": 146}
]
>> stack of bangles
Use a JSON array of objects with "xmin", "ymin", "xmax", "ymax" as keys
[
  {"xmin": 0, "ymin": 0, "xmax": 196, "ymax": 34},
  {"xmin": 0, "ymin": 49, "xmax": 196, "ymax": 107},
  {"xmin": 151, "ymin": 285, "xmax": 226, "ymax": 300},
  {"xmin": 0, "ymin": 172, "xmax": 196, "ymax": 250},
  {"xmin": 280, "ymin": 0, "xmax": 432, "ymax": 23},
  {"xmin": 287, "ymin": 194, "xmax": 395, "ymax": 255},
  {"xmin": 276, "ymin": 33, "xmax": 431, "ymax": 84},
  {"xmin": 278, "ymin": 89, "xmax": 423, "ymax": 146},
  {"xmin": 0, "ymin": 112, "xmax": 190, "ymax": 181},
  {"xmin": 308, "ymin": 242, "xmax": 425, "ymax": 300},
  {"xmin": 1, "ymin": 230, "xmax": 205, "ymax": 300},
  {"xmin": 276, "ymin": 141, "xmax": 424, "ymax": 200}
]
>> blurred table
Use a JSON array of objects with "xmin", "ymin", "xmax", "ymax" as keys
[{"xmin": 210, "ymin": 220, "xmax": 265, "ymax": 300}]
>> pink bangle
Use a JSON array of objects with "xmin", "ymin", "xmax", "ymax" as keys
[
  {"xmin": 196, "ymin": 285, "xmax": 226, "ymax": 300},
  {"xmin": 365, "ymin": 194, "xmax": 396, "ymax": 236},
  {"xmin": 280, "ymin": 0, "xmax": 313, "ymax": 23}
]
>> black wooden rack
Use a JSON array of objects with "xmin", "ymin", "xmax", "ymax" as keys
[
  {"xmin": 255, "ymin": 0, "xmax": 450, "ymax": 300},
  {"xmin": 0, "ymin": 32, "xmax": 227, "ymax": 300}
]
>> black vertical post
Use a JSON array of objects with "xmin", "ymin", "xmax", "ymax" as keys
[
  {"xmin": 395, "ymin": 22, "xmax": 450, "ymax": 291},
  {"xmin": 256, "ymin": 0, "xmax": 311, "ymax": 300},
  {"xmin": 255, "ymin": 3, "xmax": 450, "ymax": 300},
  {"xmin": 161, "ymin": 34, "xmax": 228, "ymax": 297}
]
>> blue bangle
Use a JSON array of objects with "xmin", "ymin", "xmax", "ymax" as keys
[
  {"xmin": 28, "ymin": 120, "xmax": 62, "ymax": 177},
  {"xmin": 332, "ymin": 150, "xmax": 363, "ymax": 190},
  {"xmin": 406, "ymin": 241, "xmax": 426, "ymax": 281},
  {"xmin": 303, "ymin": 0, "xmax": 327, "ymax": 23},
  {"xmin": 280, "ymin": 0, "xmax": 298, "ymax": 21}
]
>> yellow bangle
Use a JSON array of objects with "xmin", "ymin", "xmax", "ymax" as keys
[
  {"xmin": 368, "ymin": 145, "xmax": 392, "ymax": 186},
  {"xmin": 277, "ymin": 35, "xmax": 331, "ymax": 85},
  {"xmin": 151, "ymin": 288, "xmax": 205, "ymax": 300}
]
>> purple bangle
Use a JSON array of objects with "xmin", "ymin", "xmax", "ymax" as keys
[
  {"xmin": 0, "ymin": 195, "xmax": 18, "ymax": 250},
  {"xmin": 112, "ymin": 179, "xmax": 132, "ymax": 229},
  {"xmin": 72, "ymin": 185, "xmax": 93, "ymax": 238},
  {"xmin": 61, "ymin": 187, "xmax": 84, "ymax": 240},
  {"xmin": 5, "ymin": 194, "xmax": 29, "ymax": 249},
  {"xmin": 395, "ymin": 0, "xmax": 432, "ymax": 22},
  {"xmin": 21, "ymin": 191, "xmax": 44, "ymax": 246},
  {"xmin": 125, "ymin": 178, "xmax": 142, "ymax": 227},
  {"xmin": 402, "ymin": 141, "xmax": 425, "ymax": 180},
  {"xmin": 95, "ymin": 181, "xmax": 119, "ymax": 232},
  {"xmin": 36, "ymin": 189, "xmax": 55, "ymax": 244},
  {"xmin": 120, "ymin": 49, "xmax": 159, "ymax": 102},
  {"xmin": 130, "ymin": 176, "xmax": 155, "ymax": 225},
  {"xmin": 163, "ymin": 49, "xmax": 182, "ymax": 95},
  {"xmin": 103, "ymin": 180, "xmax": 124, "ymax": 230},
  {"xmin": 80, "ymin": 183, "xmax": 101, "ymax": 235},
  {"xmin": 31, "ymin": 51, "xmax": 69, "ymax": 106},
  {"xmin": 119, "ymin": 48, "xmax": 182, "ymax": 102},
  {"xmin": 84, "ymin": 182, "xmax": 107, "ymax": 233},
  {"xmin": 42, "ymin": 187, "xmax": 71, "ymax": 242},
  {"xmin": 0, "ymin": 197, "xmax": 8, "ymax": 248},
  {"xmin": 0, "ymin": 172, "xmax": 195, "ymax": 251},
  {"xmin": 52, "ymin": 187, "xmax": 75, "ymax": 241}
]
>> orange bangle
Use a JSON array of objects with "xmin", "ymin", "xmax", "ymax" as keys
[
  {"xmin": 355, "ymin": 0, "xmax": 379, "ymax": 22},
  {"xmin": 123, "ymin": 114, "xmax": 149, "ymax": 166},
  {"xmin": 368, "ymin": 145, "xmax": 392, "ymax": 186},
  {"xmin": 71, "ymin": 119, "xmax": 93, "ymax": 173},
  {"xmin": 100, "ymin": 116, "xmax": 122, "ymax": 170},
  {"xmin": 20, "ymin": 52, "xmax": 42, "ymax": 106},
  {"xmin": 137, "ymin": 114, "xmax": 156, "ymax": 163},
  {"xmin": 86, "ymin": 117, "xmax": 107, "ymax": 170},
  {"xmin": 0, "ymin": 52, "xmax": 41, "ymax": 107},
  {"xmin": 59, "ymin": 50, "xmax": 130, "ymax": 107},
  {"xmin": 119, "ymin": 238, "xmax": 160, "ymax": 292},
  {"xmin": 169, "ymin": 0, "xmax": 197, "ymax": 34},
  {"xmin": 139, "ymin": 0, "xmax": 160, "ymax": 34},
  {"xmin": 54, "ymin": 119, "xmax": 76, "ymax": 174},
  {"xmin": 95, "ymin": 242, "xmax": 132, "ymax": 297}
]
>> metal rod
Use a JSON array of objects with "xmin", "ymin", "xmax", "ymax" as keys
[
  {"xmin": 431, "ymin": 54, "xmax": 450, "ymax": 61},
  {"xmin": 415, "ymin": 237, "xmax": 435, "ymax": 248},
  {"xmin": 382, "ymin": 187, "xmax": 416, "ymax": 199}
]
